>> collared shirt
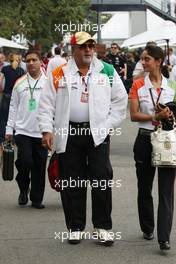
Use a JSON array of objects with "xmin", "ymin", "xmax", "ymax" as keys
[
  {"xmin": 38, "ymin": 56, "xmax": 128, "ymax": 153},
  {"xmin": 6, "ymin": 71, "xmax": 47, "ymax": 137},
  {"xmin": 69, "ymin": 60, "xmax": 92, "ymax": 122},
  {"xmin": 129, "ymin": 74, "xmax": 176, "ymax": 130},
  {"xmin": 46, "ymin": 55, "xmax": 66, "ymax": 75}
]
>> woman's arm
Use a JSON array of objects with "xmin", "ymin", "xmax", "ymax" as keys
[
  {"xmin": 130, "ymin": 99, "xmax": 154, "ymax": 122},
  {"xmin": 130, "ymin": 99, "xmax": 172, "ymax": 122},
  {"xmin": 0, "ymin": 73, "xmax": 4, "ymax": 92}
]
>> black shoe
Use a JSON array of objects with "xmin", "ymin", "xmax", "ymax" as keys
[
  {"xmin": 31, "ymin": 203, "xmax": 45, "ymax": 209},
  {"xmin": 68, "ymin": 231, "xmax": 82, "ymax": 244},
  {"xmin": 143, "ymin": 232, "xmax": 154, "ymax": 240},
  {"xmin": 159, "ymin": 241, "xmax": 170, "ymax": 251},
  {"xmin": 18, "ymin": 190, "xmax": 28, "ymax": 205}
]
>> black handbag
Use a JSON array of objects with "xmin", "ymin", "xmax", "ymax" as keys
[
  {"xmin": 158, "ymin": 102, "xmax": 176, "ymax": 131},
  {"xmin": 2, "ymin": 142, "xmax": 14, "ymax": 181}
]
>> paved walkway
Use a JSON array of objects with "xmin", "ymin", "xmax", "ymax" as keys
[{"xmin": 0, "ymin": 111, "xmax": 176, "ymax": 264}]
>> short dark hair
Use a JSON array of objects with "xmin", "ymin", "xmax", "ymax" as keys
[
  {"xmin": 146, "ymin": 41, "xmax": 157, "ymax": 47},
  {"xmin": 54, "ymin": 47, "xmax": 61, "ymax": 55},
  {"xmin": 111, "ymin": 42, "xmax": 120, "ymax": 49},
  {"xmin": 25, "ymin": 49, "xmax": 41, "ymax": 60}
]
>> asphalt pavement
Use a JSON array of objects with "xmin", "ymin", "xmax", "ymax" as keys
[{"xmin": 0, "ymin": 109, "xmax": 176, "ymax": 264}]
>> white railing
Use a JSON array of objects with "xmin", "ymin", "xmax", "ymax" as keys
[
  {"xmin": 145, "ymin": 0, "xmax": 176, "ymax": 19},
  {"xmin": 145, "ymin": 0, "xmax": 162, "ymax": 9}
]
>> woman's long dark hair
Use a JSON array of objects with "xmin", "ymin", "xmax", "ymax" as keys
[
  {"xmin": 144, "ymin": 46, "xmax": 169, "ymax": 78},
  {"xmin": 161, "ymin": 65, "xmax": 170, "ymax": 78}
]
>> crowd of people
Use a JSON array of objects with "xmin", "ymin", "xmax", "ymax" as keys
[{"xmin": 0, "ymin": 31, "xmax": 176, "ymax": 252}]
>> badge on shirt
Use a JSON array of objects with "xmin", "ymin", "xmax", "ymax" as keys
[
  {"xmin": 80, "ymin": 91, "xmax": 89, "ymax": 103},
  {"xmin": 28, "ymin": 98, "xmax": 37, "ymax": 111}
]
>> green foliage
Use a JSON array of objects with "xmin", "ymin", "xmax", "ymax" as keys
[{"xmin": 0, "ymin": 0, "xmax": 112, "ymax": 52}]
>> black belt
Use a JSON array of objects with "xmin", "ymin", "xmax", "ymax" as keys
[
  {"xmin": 138, "ymin": 128, "xmax": 154, "ymax": 136},
  {"xmin": 69, "ymin": 121, "xmax": 90, "ymax": 128}
]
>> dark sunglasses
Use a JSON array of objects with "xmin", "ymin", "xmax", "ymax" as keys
[
  {"xmin": 78, "ymin": 43, "xmax": 96, "ymax": 49},
  {"xmin": 111, "ymin": 46, "xmax": 117, "ymax": 49}
]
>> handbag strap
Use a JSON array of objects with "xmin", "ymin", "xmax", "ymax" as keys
[{"xmin": 157, "ymin": 111, "xmax": 176, "ymax": 132}]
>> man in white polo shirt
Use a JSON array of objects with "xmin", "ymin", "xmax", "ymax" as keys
[
  {"xmin": 46, "ymin": 47, "xmax": 66, "ymax": 75},
  {"xmin": 38, "ymin": 32, "xmax": 128, "ymax": 245},
  {"xmin": 5, "ymin": 49, "xmax": 48, "ymax": 209}
]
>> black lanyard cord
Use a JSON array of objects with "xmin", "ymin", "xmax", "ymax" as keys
[{"xmin": 149, "ymin": 88, "xmax": 163, "ymax": 108}]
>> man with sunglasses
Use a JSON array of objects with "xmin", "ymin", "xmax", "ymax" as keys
[
  {"xmin": 106, "ymin": 43, "xmax": 127, "ymax": 82},
  {"xmin": 38, "ymin": 32, "xmax": 127, "ymax": 245},
  {"xmin": 5, "ymin": 49, "xmax": 48, "ymax": 209}
]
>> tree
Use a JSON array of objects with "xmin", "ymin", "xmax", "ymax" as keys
[
  {"xmin": 0, "ymin": 0, "xmax": 91, "ymax": 50},
  {"xmin": 0, "ymin": 0, "xmax": 111, "ymax": 51}
]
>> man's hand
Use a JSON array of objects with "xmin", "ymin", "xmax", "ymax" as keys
[
  {"xmin": 42, "ymin": 132, "xmax": 53, "ymax": 151},
  {"xmin": 119, "ymin": 68, "xmax": 124, "ymax": 74},
  {"xmin": 5, "ymin": 134, "xmax": 13, "ymax": 142}
]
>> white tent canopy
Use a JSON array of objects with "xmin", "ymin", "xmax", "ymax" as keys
[
  {"xmin": 92, "ymin": 9, "xmax": 166, "ymax": 45},
  {"xmin": 0, "ymin": 37, "xmax": 28, "ymax": 49},
  {"xmin": 121, "ymin": 21, "xmax": 176, "ymax": 48},
  {"xmin": 93, "ymin": 12, "xmax": 129, "ymax": 42}
]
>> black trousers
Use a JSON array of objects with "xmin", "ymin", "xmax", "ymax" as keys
[
  {"xmin": 15, "ymin": 135, "xmax": 48, "ymax": 203},
  {"xmin": 59, "ymin": 129, "xmax": 113, "ymax": 232},
  {"xmin": 134, "ymin": 132, "xmax": 175, "ymax": 242}
]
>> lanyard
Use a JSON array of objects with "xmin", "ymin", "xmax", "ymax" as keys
[
  {"xmin": 27, "ymin": 74, "xmax": 41, "ymax": 99},
  {"xmin": 79, "ymin": 72, "xmax": 90, "ymax": 92},
  {"xmin": 149, "ymin": 88, "xmax": 163, "ymax": 108}
]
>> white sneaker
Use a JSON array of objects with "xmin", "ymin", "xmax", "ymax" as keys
[
  {"xmin": 93, "ymin": 229, "xmax": 114, "ymax": 246},
  {"xmin": 48, "ymin": 151, "xmax": 52, "ymax": 157},
  {"xmin": 68, "ymin": 231, "xmax": 82, "ymax": 244}
]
